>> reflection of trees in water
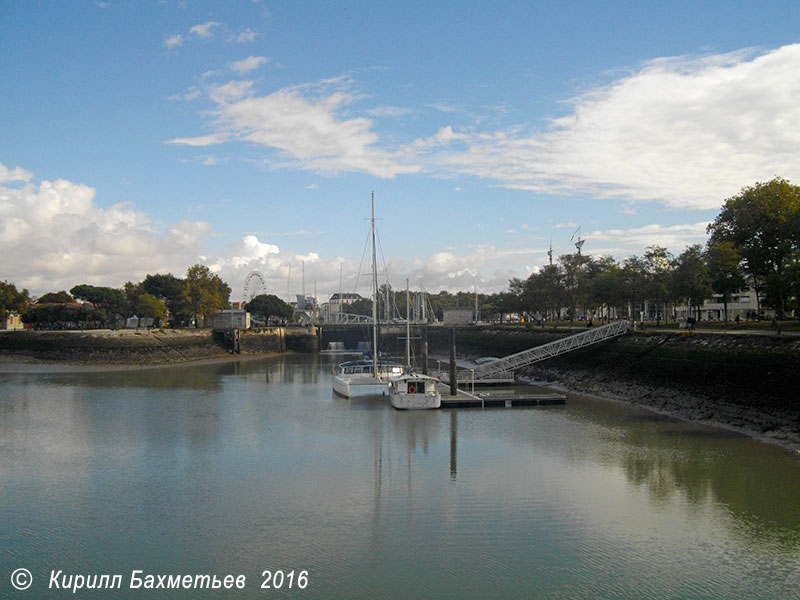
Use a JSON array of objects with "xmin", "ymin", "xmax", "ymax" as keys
[{"xmin": 565, "ymin": 396, "xmax": 800, "ymax": 550}]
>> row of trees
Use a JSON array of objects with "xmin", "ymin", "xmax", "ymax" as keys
[
  {"xmin": 491, "ymin": 177, "xmax": 800, "ymax": 323},
  {"xmin": 4, "ymin": 178, "xmax": 797, "ymax": 327},
  {"xmin": 5, "ymin": 266, "xmax": 295, "ymax": 328},
  {"xmin": 18, "ymin": 265, "xmax": 231, "ymax": 328}
]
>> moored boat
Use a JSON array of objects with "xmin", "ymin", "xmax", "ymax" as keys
[
  {"xmin": 333, "ymin": 359, "xmax": 403, "ymax": 397},
  {"xmin": 388, "ymin": 372, "xmax": 441, "ymax": 409}
]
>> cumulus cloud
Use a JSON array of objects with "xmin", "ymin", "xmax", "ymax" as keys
[
  {"xmin": 428, "ymin": 44, "xmax": 800, "ymax": 210},
  {"xmin": 230, "ymin": 55, "xmax": 268, "ymax": 73},
  {"xmin": 172, "ymin": 77, "xmax": 421, "ymax": 178},
  {"xmin": 0, "ymin": 163, "xmax": 33, "ymax": 184},
  {"xmin": 0, "ymin": 163, "xmax": 212, "ymax": 295}
]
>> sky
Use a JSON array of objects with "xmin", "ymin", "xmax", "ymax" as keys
[{"xmin": 2, "ymin": 1, "xmax": 800, "ymax": 302}]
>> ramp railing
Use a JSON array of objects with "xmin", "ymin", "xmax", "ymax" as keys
[{"xmin": 473, "ymin": 320, "xmax": 631, "ymax": 380}]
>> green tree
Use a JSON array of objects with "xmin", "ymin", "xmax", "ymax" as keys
[
  {"xmin": 136, "ymin": 293, "xmax": 168, "ymax": 321},
  {"xmin": 707, "ymin": 177, "xmax": 800, "ymax": 318},
  {"xmin": 586, "ymin": 256, "xmax": 623, "ymax": 320},
  {"xmin": 671, "ymin": 245, "xmax": 712, "ymax": 321},
  {"xmin": 184, "ymin": 264, "xmax": 231, "ymax": 327},
  {"xmin": 705, "ymin": 240, "xmax": 746, "ymax": 322},
  {"xmin": 70, "ymin": 284, "xmax": 126, "ymax": 317},
  {"xmin": 619, "ymin": 256, "xmax": 647, "ymax": 320},
  {"xmin": 642, "ymin": 246, "xmax": 674, "ymax": 321},
  {"xmin": 141, "ymin": 273, "xmax": 189, "ymax": 325},
  {"xmin": 37, "ymin": 290, "xmax": 73, "ymax": 304},
  {"xmin": 0, "ymin": 281, "xmax": 31, "ymax": 314},
  {"xmin": 246, "ymin": 294, "xmax": 293, "ymax": 322}
]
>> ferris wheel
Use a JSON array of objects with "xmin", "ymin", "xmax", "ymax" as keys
[{"xmin": 243, "ymin": 271, "xmax": 266, "ymax": 303}]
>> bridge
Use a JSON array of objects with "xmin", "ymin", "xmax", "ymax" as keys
[{"xmin": 471, "ymin": 320, "xmax": 631, "ymax": 381}]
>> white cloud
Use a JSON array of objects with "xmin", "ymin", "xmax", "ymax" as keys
[
  {"xmin": 165, "ymin": 21, "xmax": 220, "ymax": 50},
  {"xmin": 0, "ymin": 163, "xmax": 211, "ymax": 295},
  {"xmin": 167, "ymin": 134, "xmax": 227, "ymax": 147},
  {"xmin": 583, "ymin": 222, "xmax": 711, "ymax": 257},
  {"xmin": 237, "ymin": 28, "xmax": 258, "ymax": 43},
  {"xmin": 177, "ymin": 78, "xmax": 421, "ymax": 178},
  {"xmin": 230, "ymin": 55, "xmax": 268, "ymax": 73},
  {"xmin": 428, "ymin": 44, "xmax": 800, "ymax": 210},
  {"xmin": 0, "ymin": 164, "xmax": 32, "ymax": 184},
  {"xmin": 189, "ymin": 21, "xmax": 219, "ymax": 38},
  {"xmin": 164, "ymin": 34, "xmax": 185, "ymax": 49},
  {"xmin": 209, "ymin": 80, "xmax": 253, "ymax": 104}
]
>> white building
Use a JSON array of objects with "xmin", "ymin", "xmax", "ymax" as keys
[{"xmin": 212, "ymin": 309, "xmax": 251, "ymax": 330}]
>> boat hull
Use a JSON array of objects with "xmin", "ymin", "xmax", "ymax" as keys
[
  {"xmin": 333, "ymin": 374, "xmax": 389, "ymax": 398},
  {"xmin": 390, "ymin": 391, "xmax": 441, "ymax": 410}
]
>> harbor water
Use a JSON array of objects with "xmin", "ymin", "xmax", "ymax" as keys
[{"xmin": 1, "ymin": 353, "xmax": 799, "ymax": 598}]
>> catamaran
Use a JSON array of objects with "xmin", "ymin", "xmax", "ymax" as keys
[{"xmin": 332, "ymin": 194, "xmax": 402, "ymax": 397}]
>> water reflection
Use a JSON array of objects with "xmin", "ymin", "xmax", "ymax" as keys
[{"xmin": 1, "ymin": 355, "xmax": 799, "ymax": 599}]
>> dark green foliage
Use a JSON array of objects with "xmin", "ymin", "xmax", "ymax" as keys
[{"xmin": 246, "ymin": 294, "xmax": 293, "ymax": 321}]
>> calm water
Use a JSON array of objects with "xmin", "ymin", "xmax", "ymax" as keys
[{"xmin": 1, "ymin": 354, "xmax": 799, "ymax": 599}]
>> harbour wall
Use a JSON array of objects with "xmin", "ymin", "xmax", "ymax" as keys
[
  {"xmin": 425, "ymin": 326, "xmax": 800, "ymax": 406},
  {"xmin": 425, "ymin": 325, "xmax": 800, "ymax": 448},
  {"xmin": 0, "ymin": 327, "xmax": 319, "ymax": 364}
]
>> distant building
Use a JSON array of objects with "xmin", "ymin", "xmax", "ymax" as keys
[
  {"xmin": 1, "ymin": 312, "xmax": 24, "ymax": 330},
  {"xmin": 295, "ymin": 294, "xmax": 317, "ymax": 310},
  {"xmin": 213, "ymin": 309, "xmax": 251, "ymax": 330},
  {"xmin": 328, "ymin": 292, "xmax": 363, "ymax": 307}
]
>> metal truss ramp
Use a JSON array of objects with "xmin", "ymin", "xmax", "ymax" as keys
[{"xmin": 473, "ymin": 320, "xmax": 631, "ymax": 380}]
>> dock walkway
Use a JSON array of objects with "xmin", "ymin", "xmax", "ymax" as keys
[{"xmin": 437, "ymin": 384, "xmax": 566, "ymax": 408}]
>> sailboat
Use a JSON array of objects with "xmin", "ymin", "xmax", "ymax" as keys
[
  {"xmin": 388, "ymin": 280, "xmax": 441, "ymax": 409},
  {"xmin": 332, "ymin": 194, "xmax": 403, "ymax": 397}
]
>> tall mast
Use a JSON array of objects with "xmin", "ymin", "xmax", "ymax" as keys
[
  {"xmin": 371, "ymin": 192, "xmax": 378, "ymax": 377},
  {"xmin": 338, "ymin": 262, "xmax": 343, "ymax": 323},
  {"xmin": 406, "ymin": 279, "xmax": 411, "ymax": 367}
]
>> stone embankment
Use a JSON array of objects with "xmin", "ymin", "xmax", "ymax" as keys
[
  {"xmin": 0, "ymin": 327, "xmax": 319, "ymax": 365},
  {"xmin": 427, "ymin": 326, "xmax": 800, "ymax": 450}
]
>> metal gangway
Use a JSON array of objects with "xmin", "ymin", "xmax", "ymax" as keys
[{"xmin": 472, "ymin": 320, "xmax": 631, "ymax": 380}]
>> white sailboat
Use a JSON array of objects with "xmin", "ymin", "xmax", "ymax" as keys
[
  {"xmin": 332, "ymin": 194, "xmax": 402, "ymax": 397},
  {"xmin": 389, "ymin": 280, "xmax": 441, "ymax": 409}
]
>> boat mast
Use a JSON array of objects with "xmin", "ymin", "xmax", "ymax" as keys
[
  {"xmin": 406, "ymin": 279, "xmax": 411, "ymax": 367},
  {"xmin": 371, "ymin": 192, "xmax": 378, "ymax": 377}
]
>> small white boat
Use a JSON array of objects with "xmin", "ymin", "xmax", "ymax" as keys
[
  {"xmin": 389, "ymin": 372, "xmax": 441, "ymax": 410},
  {"xmin": 333, "ymin": 359, "xmax": 403, "ymax": 397}
]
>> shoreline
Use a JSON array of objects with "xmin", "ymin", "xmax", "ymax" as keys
[
  {"xmin": 533, "ymin": 374, "xmax": 800, "ymax": 454},
  {"xmin": 0, "ymin": 352, "xmax": 282, "ymax": 374}
]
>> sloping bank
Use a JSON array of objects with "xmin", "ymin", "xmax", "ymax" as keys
[
  {"xmin": 427, "ymin": 326, "xmax": 800, "ymax": 451},
  {"xmin": 0, "ymin": 327, "xmax": 318, "ymax": 365}
]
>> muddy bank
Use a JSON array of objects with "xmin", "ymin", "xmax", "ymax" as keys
[
  {"xmin": 0, "ymin": 327, "xmax": 318, "ymax": 365},
  {"xmin": 427, "ymin": 326, "xmax": 800, "ymax": 451}
]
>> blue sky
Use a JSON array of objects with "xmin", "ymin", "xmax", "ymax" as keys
[{"xmin": 2, "ymin": 1, "xmax": 800, "ymax": 301}]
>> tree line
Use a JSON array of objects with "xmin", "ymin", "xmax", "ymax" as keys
[
  {"xmin": 2, "ymin": 263, "xmax": 294, "ymax": 328},
  {"xmin": 7, "ymin": 265, "xmax": 231, "ymax": 328},
  {"xmin": 3, "ymin": 178, "xmax": 798, "ymax": 327},
  {"xmin": 487, "ymin": 177, "xmax": 800, "ymax": 323}
]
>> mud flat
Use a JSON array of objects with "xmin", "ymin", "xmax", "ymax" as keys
[{"xmin": 427, "ymin": 326, "xmax": 800, "ymax": 452}]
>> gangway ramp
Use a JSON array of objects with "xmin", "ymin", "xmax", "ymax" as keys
[{"xmin": 473, "ymin": 320, "xmax": 631, "ymax": 380}]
